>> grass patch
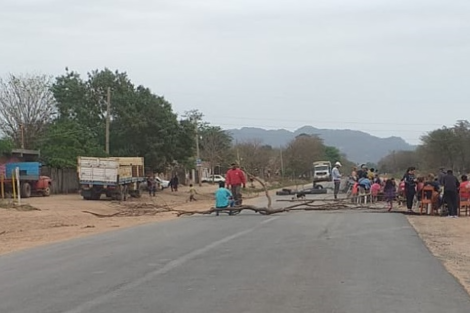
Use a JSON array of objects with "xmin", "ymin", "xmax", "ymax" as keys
[{"xmin": 0, "ymin": 200, "xmax": 40, "ymax": 211}]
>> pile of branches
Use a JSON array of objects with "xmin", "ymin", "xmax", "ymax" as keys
[{"xmin": 83, "ymin": 203, "xmax": 173, "ymax": 218}]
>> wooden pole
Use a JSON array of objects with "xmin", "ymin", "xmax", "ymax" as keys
[
  {"xmin": 106, "ymin": 87, "xmax": 111, "ymax": 154},
  {"xmin": 195, "ymin": 125, "xmax": 202, "ymax": 186},
  {"xmin": 12, "ymin": 171, "xmax": 16, "ymax": 201},
  {"xmin": 16, "ymin": 167, "xmax": 21, "ymax": 205}
]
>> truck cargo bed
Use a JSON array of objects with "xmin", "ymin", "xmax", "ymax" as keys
[{"xmin": 78, "ymin": 156, "xmax": 145, "ymax": 186}]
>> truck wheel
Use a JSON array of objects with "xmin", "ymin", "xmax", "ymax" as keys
[
  {"xmin": 91, "ymin": 192, "xmax": 101, "ymax": 200},
  {"xmin": 43, "ymin": 186, "xmax": 51, "ymax": 197},
  {"xmin": 21, "ymin": 182, "xmax": 32, "ymax": 198}
]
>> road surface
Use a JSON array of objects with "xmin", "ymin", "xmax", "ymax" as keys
[{"xmin": 1, "ymin": 203, "xmax": 469, "ymax": 312}]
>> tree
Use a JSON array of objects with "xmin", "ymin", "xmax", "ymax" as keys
[
  {"xmin": 377, "ymin": 150, "xmax": 420, "ymax": 175},
  {"xmin": 39, "ymin": 119, "xmax": 107, "ymax": 168},
  {"xmin": 0, "ymin": 137, "xmax": 13, "ymax": 155},
  {"xmin": 235, "ymin": 140, "xmax": 273, "ymax": 177},
  {"xmin": 419, "ymin": 127, "xmax": 459, "ymax": 171},
  {"xmin": 283, "ymin": 135, "xmax": 325, "ymax": 177},
  {"xmin": 324, "ymin": 146, "xmax": 341, "ymax": 165},
  {"xmin": 0, "ymin": 73, "xmax": 56, "ymax": 149},
  {"xmin": 50, "ymin": 68, "xmax": 195, "ymax": 170},
  {"xmin": 199, "ymin": 126, "xmax": 232, "ymax": 176}
]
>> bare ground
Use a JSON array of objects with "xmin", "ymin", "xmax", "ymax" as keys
[
  {"xmin": 408, "ymin": 215, "xmax": 470, "ymax": 294},
  {"xmin": 0, "ymin": 184, "xmax": 263, "ymax": 255}
]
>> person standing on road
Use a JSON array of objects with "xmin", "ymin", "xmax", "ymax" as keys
[
  {"xmin": 225, "ymin": 163, "xmax": 246, "ymax": 206},
  {"xmin": 443, "ymin": 170, "xmax": 460, "ymax": 218},
  {"xmin": 170, "ymin": 175, "xmax": 179, "ymax": 192},
  {"xmin": 332, "ymin": 162, "xmax": 342, "ymax": 200},
  {"xmin": 402, "ymin": 167, "xmax": 417, "ymax": 212}
]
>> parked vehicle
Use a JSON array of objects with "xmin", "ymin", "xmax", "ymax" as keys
[
  {"xmin": 201, "ymin": 175, "xmax": 226, "ymax": 183},
  {"xmin": 78, "ymin": 156, "xmax": 145, "ymax": 200},
  {"xmin": 313, "ymin": 161, "xmax": 332, "ymax": 183},
  {"xmin": 140, "ymin": 176, "xmax": 170, "ymax": 191},
  {"xmin": 1, "ymin": 162, "xmax": 52, "ymax": 198},
  {"xmin": 156, "ymin": 177, "xmax": 170, "ymax": 189}
]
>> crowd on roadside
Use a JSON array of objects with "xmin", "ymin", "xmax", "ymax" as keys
[{"xmin": 343, "ymin": 164, "xmax": 470, "ymax": 217}]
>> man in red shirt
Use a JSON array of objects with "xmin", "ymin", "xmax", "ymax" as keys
[{"xmin": 225, "ymin": 163, "xmax": 246, "ymax": 206}]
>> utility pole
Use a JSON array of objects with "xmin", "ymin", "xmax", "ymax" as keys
[
  {"xmin": 106, "ymin": 87, "xmax": 111, "ymax": 154},
  {"xmin": 195, "ymin": 126, "xmax": 202, "ymax": 186}
]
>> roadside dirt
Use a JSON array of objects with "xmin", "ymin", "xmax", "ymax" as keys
[
  {"xmin": 408, "ymin": 215, "xmax": 470, "ymax": 294},
  {"xmin": 0, "ymin": 184, "xmax": 264, "ymax": 255}
]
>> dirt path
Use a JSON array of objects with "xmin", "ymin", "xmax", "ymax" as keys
[
  {"xmin": 408, "ymin": 215, "xmax": 470, "ymax": 294},
  {"xmin": 0, "ymin": 184, "xmax": 267, "ymax": 255}
]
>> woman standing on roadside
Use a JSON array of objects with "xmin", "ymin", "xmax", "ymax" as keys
[{"xmin": 402, "ymin": 167, "xmax": 417, "ymax": 212}]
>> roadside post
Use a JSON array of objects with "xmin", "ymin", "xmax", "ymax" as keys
[{"xmin": 16, "ymin": 167, "xmax": 21, "ymax": 205}]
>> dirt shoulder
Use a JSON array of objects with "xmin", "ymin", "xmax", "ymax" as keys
[
  {"xmin": 0, "ymin": 183, "xmax": 270, "ymax": 256},
  {"xmin": 408, "ymin": 215, "xmax": 470, "ymax": 294}
]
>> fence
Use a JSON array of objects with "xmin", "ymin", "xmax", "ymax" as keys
[{"xmin": 41, "ymin": 167, "xmax": 79, "ymax": 194}]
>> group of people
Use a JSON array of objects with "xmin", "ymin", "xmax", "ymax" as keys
[
  {"xmin": 347, "ymin": 165, "xmax": 470, "ymax": 216},
  {"xmin": 333, "ymin": 162, "xmax": 381, "ymax": 200},
  {"xmin": 401, "ymin": 167, "xmax": 470, "ymax": 217}
]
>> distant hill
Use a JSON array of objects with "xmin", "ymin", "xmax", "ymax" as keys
[{"xmin": 227, "ymin": 126, "xmax": 416, "ymax": 163}]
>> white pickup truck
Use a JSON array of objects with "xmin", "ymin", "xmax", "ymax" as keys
[{"xmin": 313, "ymin": 161, "xmax": 332, "ymax": 183}]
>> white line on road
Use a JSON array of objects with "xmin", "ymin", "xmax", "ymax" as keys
[{"xmin": 64, "ymin": 216, "xmax": 279, "ymax": 313}]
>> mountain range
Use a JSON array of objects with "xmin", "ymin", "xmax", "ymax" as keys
[{"xmin": 227, "ymin": 126, "xmax": 416, "ymax": 163}]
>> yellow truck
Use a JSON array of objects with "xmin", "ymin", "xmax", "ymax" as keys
[{"xmin": 78, "ymin": 156, "xmax": 145, "ymax": 200}]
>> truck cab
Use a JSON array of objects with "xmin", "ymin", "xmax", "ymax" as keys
[{"xmin": 313, "ymin": 161, "xmax": 332, "ymax": 183}]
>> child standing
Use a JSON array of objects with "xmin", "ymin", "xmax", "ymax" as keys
[
  {"xmin": 189, "ymin": 184, "xmax": 198, "ymax": 201},
  {"xmin": 370, "ymin": 181, "xmax": 381, "ymax": 203},
  {"xmin": 384, "ymin": 178, "xmax": 397, "ymax": 211}
]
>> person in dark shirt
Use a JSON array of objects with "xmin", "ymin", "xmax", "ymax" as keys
[
  {"xmin": 402, "ymin": 167, "xmax": 417, "ymax": 212},
  {"xmin": 442, "ymin": 170, "xmax": 460, "ymax": 218}
]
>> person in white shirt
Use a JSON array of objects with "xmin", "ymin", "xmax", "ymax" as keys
[{"xmin": 332, "ymin": 162, "xmax": 342, "ymax": 200}]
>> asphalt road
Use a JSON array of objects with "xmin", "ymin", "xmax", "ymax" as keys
[{"xmin": 1, "ymin": 202, "xmax": 470, "ymax": 312}]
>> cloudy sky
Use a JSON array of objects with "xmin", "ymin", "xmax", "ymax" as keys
[{"xmin": 1, "ymin": 0, "xmax": 469, "ymax": 144}]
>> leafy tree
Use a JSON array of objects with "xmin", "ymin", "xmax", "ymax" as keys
[
  {"xmin": 419, "ymin": 127, "xmax": 459, "ymax": 171},
  {"xmin": 199, "ymin": 125, "xmax": 232, "ymax": 176},
  {"xmin": 0, "ymin": 137, "xmax": 14, "ymax": 155},
  {"xmin": 324, "ymin": 146, "xmax": 341, "ymax": 165},
  {"xmin": 377, "ymin": 150, "xmax": 420, "ymax": 174},
  {"xmin": 39, "ymin": 119, "xmax": 106, "ymax": 168},
  {"xmin": 0, "ymin": 73, "xmax": 56, "ymax": 149},
  {"xmin": 284, "ymin": 134, "xmax": 325, "ymax": 177},
  {"xmin": 50, "ymin": 68, "xmax": 195, "ymax": 170}
]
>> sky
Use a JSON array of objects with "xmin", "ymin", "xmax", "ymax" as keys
[{"xmin": 1, "ymin": 0, "xmax": 469, "ymax": 145}]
